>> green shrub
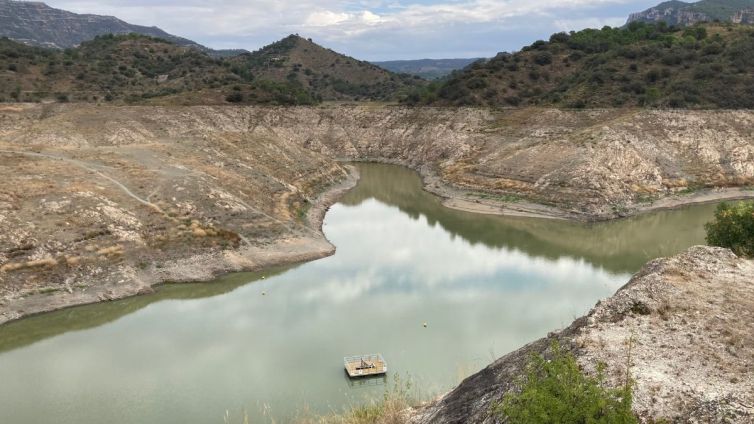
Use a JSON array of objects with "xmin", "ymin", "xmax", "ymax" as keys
[
  {"xmin": 705, "ymin": 201, "xmax": 754, "ymax": 257},
  {"xmin": 534, "ymin": 52, "xmax": 553, "ymax": 66},
  {"xmin": 225, "ymin": 92, "xmax": 244, "ymax": 103},
  {"xmin": 494, "ymin": 343, "xmax": 637, "ymax": 424}
]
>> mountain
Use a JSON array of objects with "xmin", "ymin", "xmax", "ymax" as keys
[
  {"xmin": 406, "ymin": 22, "xmax": 754, "ymax": 108},
  {"xmin": 627, "ymin": 0, "xmax": 754, "ymax": 25},
  {"xmin": 0, "ymin": 33, "xmax": 421, "ymax": 105},
  {"xmin": 372, "ymin": 58, "xmax": 483, "ymax": 80},
  {"xmin": 0, "ymin": 0, "xmax": 246, "ymax": 57},
  {"xmin": 228, "ymin": 35, "xmax": 423, "ymax": 101}
]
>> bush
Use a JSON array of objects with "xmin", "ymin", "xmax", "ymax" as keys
[
  {"xmin": 225, "ymin": 92, "xmax": 244, "ymax": 103},
  {"xmin": 534, "ymin": 52, "xmax": 553, "ymax": 66},
  {"xmin": 495, "ymin": 343, "xmax": 637, "ymax": 424},
  {"xmin": 705, "ymin": 201, "xmax": 754, "ymax": 257}
]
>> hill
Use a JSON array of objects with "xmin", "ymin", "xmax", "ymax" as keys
[
  {"xmin": 372, "ymin": 58, "xmax": 482, "ymax": 80},
  {"xmin": 0, "ymin": 0, "xmax": 245, "ymax": 57},
  {"xmin": 627, "ymin": 0, "xmax": 754, "ymax": 25},
  {"xmin": 407, "ymin": 22, "xmax": 754, "ymax": 108},
  {"xmin": 0, "ymin": 33, "xmax": 421, "ymax": 104},
  {"xmin": 228, "ymin": 35, "xmax": 423, "ymax": 101}
]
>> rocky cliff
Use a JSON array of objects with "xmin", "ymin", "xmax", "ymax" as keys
[
  {"xmin": 627, "ymin": 0, "xmax": 754, "ymax": 26},
  {"xmin": 732, "ymin": 8, "xmax": 754, "ymax": 23},
  {"xmin": 412, "ymin": 246, "xmax": 754, "ymax": 423}
]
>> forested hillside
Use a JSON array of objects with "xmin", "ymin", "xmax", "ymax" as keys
[
  {"xmin": 407, "ymin": 22, "xmax": 754, "ymax": 108},
  {"xmin": 0, "ymin": 34, "xmax": 422, "ymax": 104}
]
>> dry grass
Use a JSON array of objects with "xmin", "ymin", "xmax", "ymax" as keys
[{"xmin": 300, "ymin": 397, "xmax": 410, "ymax": 424}]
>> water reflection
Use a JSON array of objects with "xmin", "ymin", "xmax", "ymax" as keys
[
  {"xmin": 342, "ymin": 164, "xmax": 715, "ymax": 274},
  {"xmin": 0, "ymin": 163, "xmax": 716, "ymax": 424}
]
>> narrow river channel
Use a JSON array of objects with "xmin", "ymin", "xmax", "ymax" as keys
[{"xmin": 0, "ymin": 163, "xmax": 719, "ymax": 423}]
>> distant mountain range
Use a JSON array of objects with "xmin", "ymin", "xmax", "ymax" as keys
[
  {"xmin": 0, "ymin": 0, "xmax": 246, "ymax": 57},
  {"xmin": 372, "ymin": 58, "xmax": 483, "ymax": 80},
  {"xmin": 627, "ymin": 0, "xmax": 754, "ymax": 26}
]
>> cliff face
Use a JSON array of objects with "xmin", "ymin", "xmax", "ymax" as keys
[
  {"xmin": 0, "ymin": 0, "xmax": 199, "ymax": 49},
  {"xmin": 627, "ymin": 0, "xmax": 754, "ymax": 25},
  {"xmin": 732, "ymin": 8, "xmax": 754, "ymax": 23},
  {"xmin": 412, "ymin": 246, "xmax": 754, "ymax": 423},
  {"xmin": 627, "ymin": 2, "xmax": 710, "ymax": 26}
]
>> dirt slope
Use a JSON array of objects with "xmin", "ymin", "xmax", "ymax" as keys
[{"xmin": 0, "ymin": 104, "xmax": 353, "ymax": 324}]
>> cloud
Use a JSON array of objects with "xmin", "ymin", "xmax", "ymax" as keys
[{"xmin": 43, "ymin": 0, "xmax": 662, "ymax": 59}]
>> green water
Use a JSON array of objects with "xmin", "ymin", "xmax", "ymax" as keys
[{"xmin": 0, "ymin": 163, "xmax": 719, "ymax": 423}]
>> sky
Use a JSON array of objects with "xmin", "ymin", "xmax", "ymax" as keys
[{"xmin": 44, "ymin": 0, "xmax": 664, "ymax": 60}]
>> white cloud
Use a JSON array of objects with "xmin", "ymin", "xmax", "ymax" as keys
[
  {"xmin": 305, "ymin": 10, "xmax": 351, "ymax": 27},
  {"xmin": 553, "ymin": 16, "xmax": 627, "ymax": 31},
  {"xmin": 43, "ymin": 0, "xmax": 661, "ymax": 59}
]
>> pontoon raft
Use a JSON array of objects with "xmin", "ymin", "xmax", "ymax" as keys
[{"xmin": 344, "ymin": 354, "xmax": 387, "ymax": 378}]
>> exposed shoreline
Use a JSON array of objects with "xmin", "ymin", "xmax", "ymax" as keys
[
  {"xmin": 438, "ymin": 186, "xmax": 754, "ymax": 221},
  {"xmin": 2, "ymin": 157, "xmax": 752, "ymax": 326},
  {"xmin": 345, "ymin": 158, "xmax": 754, "ymax": 222},
  {"xmin": 3, "ymin": 104, "xmax": 754, "ymax": 330},
  {"xmin": 0, "ymin": 166, "xmax": 360, "ymax": 326}
]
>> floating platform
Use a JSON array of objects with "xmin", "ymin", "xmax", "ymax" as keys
[{"xmin": 344, "ymin": 354, "xmax": 387, "ymax": 378}]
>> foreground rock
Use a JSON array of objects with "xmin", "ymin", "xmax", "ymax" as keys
[{"xmin": 412, "ymin": 246, "xmax": 754, "ymax": 423}]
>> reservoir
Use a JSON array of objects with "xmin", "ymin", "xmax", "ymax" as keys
[{"xmin": 0, "ymin": 163, "xmax": 719, "ymax": 423}]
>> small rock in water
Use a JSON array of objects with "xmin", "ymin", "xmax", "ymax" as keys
[
  {"xmin": 423, "ymin": 322, "xmax": 428, "ymax": 328},
  {"xmin": 262, "ymin": 291, "xmax": 267, "ymax": 296}
]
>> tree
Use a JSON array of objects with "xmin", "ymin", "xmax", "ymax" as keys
[{"xmin": 705, "ymin": 201, "xmax": 754, "ymax": 257}]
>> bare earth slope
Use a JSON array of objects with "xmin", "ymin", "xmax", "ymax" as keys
[
  {"xmin": 412, "ymin": 246, "xmax": 754, "ymax": 423},
  {"xmin": 0, "ymin": 104, "xmax": 353, "ymax": 324},
  {"xmin": 1, "ymin": 104, "xmax": 754, "ymax": 323},
  {"xmin": 231, "ymin": 105, "xmax": 754, "ymax": 219}
]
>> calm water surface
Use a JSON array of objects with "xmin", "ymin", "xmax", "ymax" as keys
[{"xmin": 0, "ymin": 163, "xmax": 718, "ymax": 423}]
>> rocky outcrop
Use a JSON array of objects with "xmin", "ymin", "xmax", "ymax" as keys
[
  {"xmin": 627, "ymin": 2, "xmax": 710, "ymax": 26},
  {"xmin": 412, "ymin": 246, "xmax": 754, "ymax": 423},
  {"xmin": 627, "ymin": 0, "xmax": 754, "ymax": 26},
  {"xmin": 732, "ymin": 9, "xmax": 754, "ymax": 24}
]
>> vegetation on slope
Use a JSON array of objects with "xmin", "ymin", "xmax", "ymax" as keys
[
  {"xmin": 494, "ymin": 343, "xmax": 637, "ymax": 424},
  {"xmin": 0, "ymin": 33, "xmax": 421, "ymax": 105},
  {"xmin": 706, "ymin": 201, "xmax": 754, "ymax": 257},
  {"xmin": 405, "ymin": 22, "xmax": 754, "ymax": 108},
  {"xmin": 686, "ymin": 0, "xmax": 754, "ymax": 21},
  {"xmin": 229, "ymin": 35, "xmax": 423, "ymax": 102}
]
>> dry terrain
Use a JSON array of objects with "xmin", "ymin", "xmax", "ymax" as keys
[
  {"xmin": 0, "ymin": 103, "xmax": 353, "ymax": 324},
  {"xmin": 1, "ymin": 103, "xmax": 753, "ymax": 324}
]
